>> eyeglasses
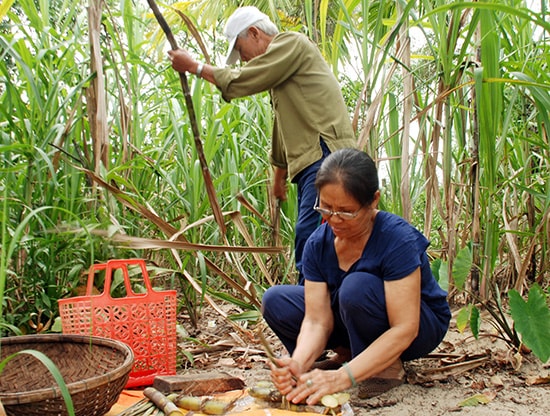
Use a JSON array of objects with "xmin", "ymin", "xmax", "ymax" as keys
[{"xmin": 313, "ymin": 196, "xmax": 363, "ymax": 220}]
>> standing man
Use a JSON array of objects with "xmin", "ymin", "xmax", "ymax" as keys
[{"xmin": 168, "ymin": 6, "xmax": 356, "ymax": 283}]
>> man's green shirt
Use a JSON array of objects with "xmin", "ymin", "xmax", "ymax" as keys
[{"xmin": 213, "ymin": 32, "xmax": 356, "ymax": 180}]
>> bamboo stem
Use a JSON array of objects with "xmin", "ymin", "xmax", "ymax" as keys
[{"xmin": 255, "ymin": 324, "xmax": 298, "ymax": 383}]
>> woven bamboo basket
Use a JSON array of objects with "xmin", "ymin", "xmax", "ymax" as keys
[{"xmin": 0, "ymin": 333, "xmax": 134, "ymax": 416}]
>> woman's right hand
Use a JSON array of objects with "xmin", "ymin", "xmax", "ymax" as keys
[{"xmin": 269, "ymin": 357, "xmax": 301, "ymax": 395}]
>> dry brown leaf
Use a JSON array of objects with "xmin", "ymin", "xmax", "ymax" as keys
[
  {"xmin": 510, "ymin": 351, "xmax": 523, "ymax": 371},
  {"xmin": 218, "ymin": 357, "xmax": 237, "ymax": 367},
  {"xmin": 489, "ymin": 375, "xmax": 505, "ymax": 387},
  {"xmin": 525, "ymin": 374, "xmax": 550, "ymax": 386},
  {"xmin": 471, "ymin": 379, "xmax": 487, "ymax": 389},
  {"xmin": 492, "ymin": 349, "xmax": 511, "ymax": 366},
  {"xmin": 413, "ymin": 356, "xmax": 489, "ymax": 382}
]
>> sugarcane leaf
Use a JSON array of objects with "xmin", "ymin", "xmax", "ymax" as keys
[
  {"xmin": 509, "ymin": 285, "xmax": 550, "ymax": 362},
  {"xmin": 510, "ymin": 72, "xmax": 550, "ymax": 109}
]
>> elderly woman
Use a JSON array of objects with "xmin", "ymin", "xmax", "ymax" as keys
[{"xmin": 262, "ymin": 148, "xmax": 451, "ymax": 405}]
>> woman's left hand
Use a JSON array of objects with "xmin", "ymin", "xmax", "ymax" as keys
[{"xmin": 286, "ymin": 368, "xmax": 345, "ymax": 406}]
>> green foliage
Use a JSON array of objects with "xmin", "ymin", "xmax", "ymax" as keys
[
  {"xmin": 431, "ymin": 257, "xmax": 447, "ymax": 292},
  {"xmin": 452, "ymin": 246, "xmax": 474, "ymax": 292},
  {"xmin": 459, "ymin": 393, "xmax": 493, "ymax": 407},
  {"xmin": 440, "ymin": 245, "xmax": 550, "ymax": 363},
  {"xmin": 469, "ymin": 305, "xmax": 481, "ymax": 339},
  {"xmin": 456, "ymin": 304, "xmax": 480, "ymax": 339},
  {"xmin": 431, "ymin": 245, "xmax": 472, "ymax": 293},
  {"xmin": 509, "ymin": 285, "xmax": 550, "ymax": 362},
  {"xmin": 0, "ymin": 0, "xmax": 549, "ymax": 362}
]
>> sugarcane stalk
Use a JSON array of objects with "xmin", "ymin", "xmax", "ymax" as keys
[
  {"xmin": 142, "ymin": 405, "xmax": 161, "ymax": 416},
  {"xmin": 145, "ymin": 0, "xmax": 226, "ymax": 236},
  {"xmin": 115, "ymin": 398, "xmax": 156, "ymax": 416},
  {"xmin": 255, "ymin": 325, "xmax": 278, "ymax": 366},
  {"xmin": 272, "ymin": 198, "xmax": 281, "ymax": 247},
  {"xmin": 143, "ymin": 387, "xmax": 184, "ymax": 416}
]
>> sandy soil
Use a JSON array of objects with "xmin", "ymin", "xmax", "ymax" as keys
[{"xmin": 177, "ymin": 306, "xmax": 550, "ymax": 416}]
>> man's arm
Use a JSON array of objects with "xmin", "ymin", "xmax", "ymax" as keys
[{"xmin": 168, "ymin": 49, "xmax": 217, "ymax": 85}]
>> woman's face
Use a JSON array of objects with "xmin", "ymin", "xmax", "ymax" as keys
[{"xmin": 317, "ymin": 183, "xmax": 377, "ymax": 240}]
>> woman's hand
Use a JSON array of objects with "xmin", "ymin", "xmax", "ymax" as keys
[
  {"xmin": 271, "ymin": 357, "xmax": 352, "ymax": 406},
  {"xmin": 269, "ymin": 357, "xmax": 300, "ymax": 395},
  {"xmin": 285, "ymin": 367, "xmax": 350, "ymax": 406}
]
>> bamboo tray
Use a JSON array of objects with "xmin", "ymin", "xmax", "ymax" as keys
[{"xmin": 0, "ymin": 333, "xmax": 134, "ymax": 416}]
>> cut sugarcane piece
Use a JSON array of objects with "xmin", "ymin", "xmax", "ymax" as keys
[{"xmin": 173, "ymin": 395, "xmax": 204, "ymax": 411}]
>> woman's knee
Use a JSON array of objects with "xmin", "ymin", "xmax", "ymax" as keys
[
  {"xmin": 339, "ymin": 272, "xmax": 385, "ymax": 312},
  {"xmin": 261, "ymin": 285, "xmax": 277, "ymax": 313},
  {"xmin": 262, "ymin": 285, "xmax": 305, "ymax": 323},
  {"xmin": 261, "ymin": 285, "xmax": 284, "ymax": 319}
]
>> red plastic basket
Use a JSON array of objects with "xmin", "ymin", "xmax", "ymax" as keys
[{"xmin": 58, "ymin": 259, "xmax": 177, "ymax": 388}]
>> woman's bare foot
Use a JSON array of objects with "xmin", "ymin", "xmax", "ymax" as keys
[
  {"xmin": 357, "ymin": 359, "xmax": 406, "ymax": 398},
  {"xmin": 373, "ymin": 358, "xmax": 405, "ymax": 379}
]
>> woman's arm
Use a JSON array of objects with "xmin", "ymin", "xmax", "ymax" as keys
[
  {"xmin": 345, "ymin": 267, "xmax": 421, "ymax": 381},
  {"xmin": 284, "ymin": 268, "xmax": 421, "ymax": 406},
  {"xmin": 270, "ymin": 280, "xmax": 333, "ymax": 395},
  {"xmin": 292, "ymin": 280, "xmax": 334, "ymax": 370}
]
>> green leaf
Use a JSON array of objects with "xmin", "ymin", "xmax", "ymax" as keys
[
  {"xmin": 431, "ymin": 258, "xmax": 449, "ymax": 292},
  {"xmin": 0, "ymin": 322, "xmax": 22, "ymax": 336},
  {"xmin": 456, "ymin": 304, "xmax": 480, "ymax": 339},
  {"xmin": 0, "ymin": 0, "xmax": 16, "ymax": 21},
  {"xmin": 452, "ymin": 246, "xmax": 472, "ymax": 291},
  {"xmin": 431, "ymin": 257, "xmax": 440, "ymax": 279},
  {"xmin": 228, "ymin": 310, "xmax": 261, "ymax": 322},
  {"xmin": 459, "ymin": 392, "xmax": 493, "ymax": 407},
  {"xmin": 470, "ymin": 305, "xmax": 480, "ymax": 340},
  {"xmin": 51, "ymin": 316, "xmax": 63, "ymax": 333},
  {"xmin": 456, "ymin": 306, "xmax": 470, "ymax": 333},
  {"xmin": 509, "ymin": 285, "xmax": 550, "ymax": 362}
]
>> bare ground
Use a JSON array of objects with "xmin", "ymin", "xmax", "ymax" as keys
[{"xmin": 177, "ymin": 305, "xmax": 550, "ymax": 415}]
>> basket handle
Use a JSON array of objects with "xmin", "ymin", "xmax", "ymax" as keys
[{"xmin": 85, "ymin": 259, "xmax": 154, "ymax": 297}]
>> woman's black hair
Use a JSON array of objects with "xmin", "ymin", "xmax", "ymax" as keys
[{"xmin": 315, "ymin": 148, "xmax": 379, "ymax": 206}]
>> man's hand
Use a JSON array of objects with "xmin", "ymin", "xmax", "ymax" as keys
[
  {"xmin": 272, "ymin": 167, "xmax": 288, "ymax": 201},
  {"xmin": 168, "ymin": 49, "xmax": 216, "ymax": 84},
  {"xmin": 167, "ymin": 48, "xmax": 196, "ymax": 73}
]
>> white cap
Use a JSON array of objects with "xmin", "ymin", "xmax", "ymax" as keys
[{"xmin": 224, "ymin": 6, "xmax": 270, "ymax": 65}]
